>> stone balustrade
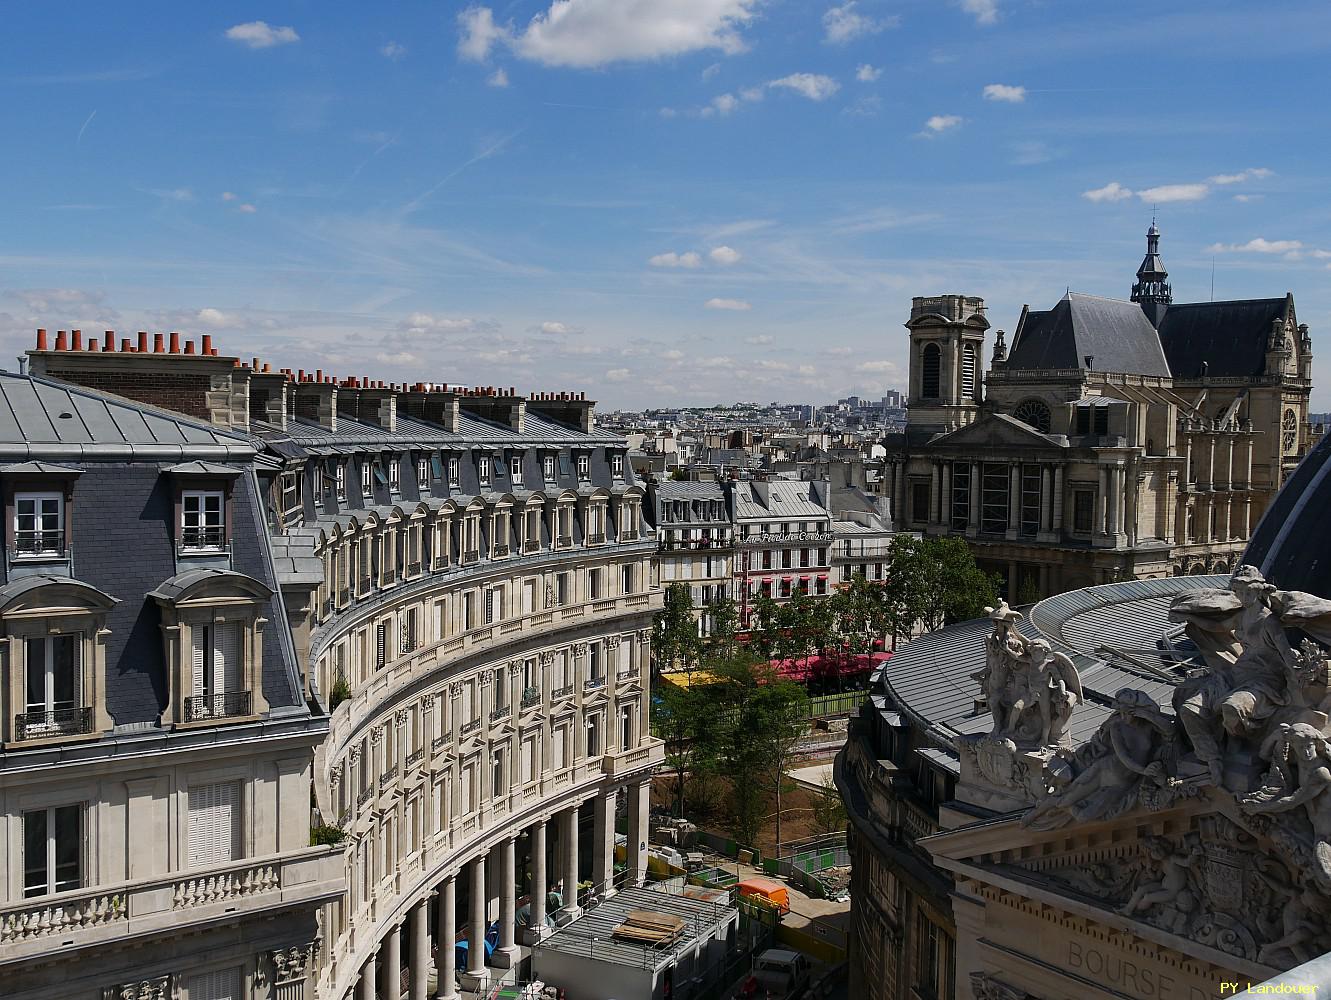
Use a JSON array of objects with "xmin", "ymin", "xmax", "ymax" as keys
[{"xmin": 600, "ymin": 738, "xmax": 666, "ymax": 780}]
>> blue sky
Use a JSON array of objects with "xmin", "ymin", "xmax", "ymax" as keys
[{"xmin": 2, "ymin": 1, "xmax": 1330, "ymax": 410}]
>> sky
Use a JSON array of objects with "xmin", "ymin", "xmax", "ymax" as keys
[{"xmin": 2, "ymin": 1, "xmax": 1331, "ymax": 411}]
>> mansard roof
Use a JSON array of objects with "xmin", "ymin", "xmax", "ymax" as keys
[
  {"xmin": 1156, "ymin": 295, "xmax": 1291, "ymax": 378},
  {"xmin": 1007, "ymin": 293, "xmax": 1171, "ymax": 377}
]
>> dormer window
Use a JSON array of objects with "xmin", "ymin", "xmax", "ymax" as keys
[
  {"xmin": 189, "ymin": 622, "xmax": 247, "ymax": 721},
  {"xmin": 388, "ymin": 456, "xmax": 400, "ymax": 494},
  {"xmin": 478, "ymin": 456, "xmax": 492, "ymax": 487},
  {"xmin": 510, "ymin": 455, "xmax": 523, "ymax": 485},
  {"xmin": 335, "ymin": 463, "xmax": 347, "ymax": 500},
  {"xmin": 417, "ymin": 455, "xmax": 430, "ymax": 487},
  {"xmin": 23, "ymin": 634, "xmax": 80, "ymax": 738},
  {"xmin": 577, "ymin": 455, "xmax": 590, "ymax": 481},
  {"xmin": 611, "ymin": 454, "xmax": 624, "ymax": 478},
  {"xmin": 182, "ymin": 491, "xmax": 225, "ymax": 550},
  {"xmin": 543, "ymin": 455, "xmax": 556, "ymax": 482},
  {"xmin": 280, "ymin": 471, "xmax": 301, "ymax": 517},
  {"xmin": 14, "ymin": 493, "xmax": 63, "ymax": 557},
  {"xmin": 361, "ymin": 460, "xmax": 374, "ymax": 497},
  {"xmin": 449, "ymin": 457, "xmax": 461, "ymax": 488}
]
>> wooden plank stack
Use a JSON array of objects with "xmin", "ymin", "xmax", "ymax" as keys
[{"xmin": 611, "ymin": 909, "xmax": 686, "ymax": 947}]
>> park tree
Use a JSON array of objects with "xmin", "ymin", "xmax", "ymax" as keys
[
  {"xmin": 652, "ymin": 679, "xmax": 713, "ymax": 818},
  {"xmin": 651, "ymin": 582, "xmax": 701, "ymax": 675},
  {"xmin": 882, "ymin": 535, "xmax": 998, "ymax": 641},
  {"xmin": 810, "ymin": 771, "xmax": 848, "ymax": 837}
]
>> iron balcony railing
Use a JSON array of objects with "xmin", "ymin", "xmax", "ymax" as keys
[
  {"xmin": 587, "ymin": 532, "xmax": 606, "ymax": 545},
  {"xmin": 552, "ymin": 683, "xmax": 575, "ymax": 700},
  {"xmin": 357, "ymin": 786, "xmax": 375, "ymax": 808},
  {"xmin": 490, "ymin": 705, "xmax": 511, "ymax": 723},
  {"xmin": 521, "ymin": 686, "xmax": 541, "ymax": 708},
  {"xmin": 523, "ymin": 539, "xmax": 541, "ymax": 553},
  {"xmin": 14, "ymin": 706, "xmax": 93, "ymax": 741},
  {"xmin": 180, "ymin": 526, "xmax": 226, "ymax": 550},
  {"xmin": 379, "ymin": 766, "xmax": 398, "ymax": 791},
  {"xmin": 585, "ymin": 676, "xmax": 606, "ymax": 691},
  {"xmin": 460, "ymin": 718, "xmax": 483, "ymax": 737},
  {"xmin": 184, "ymin": 691, "xmax": 251, "ymax": 722},
  {"xmin": 405, "ymin": 748, "xmax": 425, "ymax": 771},
  {"xmin": 13, "ymin": 530, "xmax": 64, "ymax": 557},
  {"xmin": 492, "ymin": 543, "xmax": 510, "ymax": 558}
]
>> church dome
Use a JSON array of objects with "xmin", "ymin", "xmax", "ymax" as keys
[{"xmin": 1243, "ymin": 426, "xmax": 1331, "ymax": 595}]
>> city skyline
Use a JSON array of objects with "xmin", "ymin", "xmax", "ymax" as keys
[{"xmin": 2, "ymin": 1, "xmax": 1330, "ymax": 409}]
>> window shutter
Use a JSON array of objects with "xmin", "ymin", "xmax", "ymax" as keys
[
  {"xmin": 185, "ymin": 967, "xmax": 242, "ymax": 1000},
  {"xmin": 376, "ymin": 622, "xmax": 387, "ymax": 667},
  {"xmin": 192, "ymin": 628, "xmax": 207, "ymax": 698},
  {"xmin": 216, "ymin": 623, "xmax": 241, "ymax": 694},
  {"xmin": 485, "ymin": 588, "xmax": 494, "ymax": 625},
  {"xmin": 189, "ymin": 781, "xmax": 238, "ymax": 869}
]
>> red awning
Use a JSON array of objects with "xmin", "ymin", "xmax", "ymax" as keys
[
  {"xmin": 817, "ymin": 573, "xmax": 828, "ymax": 579},
  {"xmin": 782, "ymin": 575, "xmax": 792, "ymax": 581},
  {"xmin": 800, "ymin": 574, "xmax": 811, "ymax": 580}
]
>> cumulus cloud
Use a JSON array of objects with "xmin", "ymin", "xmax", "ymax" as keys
[
  {"xmin": 194, "ymin": 308, "xmax": 235, "ymax": 328},
  {"xmin": 380, "ymin": 41, "xmax": 407, "ymax": 60},
  {"xmin": 221, "ymin": 191, "xmax": 237, "ymax": 202},
  {"xmin": 921, "ymin": 114, "xmax": 962, "ymax": 135},
  {"xmin": 1210, "ymin": 167, "xmax": 1273, "ymax": 185},
  {"xmin": 857, "ymin": 360, "xmax": 899, "ymax": 373},
  {"xmin": 536, "ymin": 320, "xmax": 581, "ymax": 335},
  {"xmin": 1137, "ymin": 183, "xmax": 1209, "ymax": 204},
  {"xmin": 400, "ymin": 313, "xmax": 497, "ymax": 336},
  {"xmin": 649, "ymin": 251, "xmax": 703, "ymax": 268},
  {"xmin": 225, "ymin": 21, "xmax": 300, "ymax": 49},
  {"xmin": 982, "ymin": 83, "xmax": 1025, "ymax": 103},
  {"xmin": 606, "ymin": 368, "xmax": 632, "ymax": 382},
  {"xmin": 745, "ymin": 334, "xmax": 773, "ymax": 345},
  {"xmin": 960, "ymin": 0, "xmax": 998, "ymax": 24},
  {"xmin": 706, "ymin": 297, "xmax": 751, "ymax": 311},
  {"xmin": 823, "ymin": 2, "xmax": 897, "ymax": 44},
  {"xmin": 1082, "ymin": 181, "xmax": 1133, "ymax": 202},
  {"xmin": 709, "ymin": 245, "xmax": 742, "ymax": 265},
  {"xmin": 488, "ymin": 67, "xmax": 509, "ymax": 87},
  {"xmin": 1206, "ymin": 238, "xmax": 1303, "ymax": 255},
  {"xmin": 708, "ymin": 93, "xmax": 741, "ymax": 116},
  {"xmin": 855, "ymin": 64, "xmax": 881, "ymax": 82},
  {"xmin": 236, "ymin": 202, "xmax": 257, "ymax": 214},
  {"xmin": 458, "ymin": 0, "xmax": 759, "ymax": 68},
  {"xmin": 768, "ymin": 73, "xmax": 840, "ymax": 101}
]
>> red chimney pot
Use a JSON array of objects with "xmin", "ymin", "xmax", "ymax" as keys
[
  {"xmin": 200, "ymin": 334, "xmax": 213, "ymax": 355},
  {"xmin": 35, "ymin": 329, "xmax": 48, "ymax": 351},
  {"xmin": 55, "ymin": 330, "xmax": 68, "ymax": 351},
  {"xmin": 104, "ymin": 331, "xmax": 115, "ymax": 352},
  {"xmin": 120, "ymin": 338, "xmax": 132, "ymax": 352},
  {"xmin": 71, "ymin": 330, "xmax": 83, "ymax": 351},
  {"xmin": 153, "ymin": 333, "xmax": 165, "ymax": 353},
  {"xmin": 137, "ymin": 331, "xmax": 149, "ymax": 353},
  {"xmin": 169, "ymin": 331, "xmax": 180, "ymax": 353},
  {"xmin": 184, "ymin": 341, "xmax": 196, "ymax": 355},
  {"xmin": 88, "ymin": 341, "xmax": 100, "ymax": 352}
]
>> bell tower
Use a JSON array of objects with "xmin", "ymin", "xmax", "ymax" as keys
[
  {"xmin": 1131, "ymin": 221, "xmax": 1172, "ymax": 327},
  {"xmin": 905, "ymin": 294, "xmax": 989, "ymax": 437}
]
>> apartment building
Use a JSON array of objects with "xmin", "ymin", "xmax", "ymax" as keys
[
  {"xmin": 11, "ymin": 329, "xmax": 666, "ymax": 1000},
  {"xmin": 645, "ymin": 481, "xmax": 733, "ymax": 636}
]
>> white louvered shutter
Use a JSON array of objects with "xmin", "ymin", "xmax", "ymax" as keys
[
  {"xmin": 188, "ymin": 781, "xmax": 239, "ymax": 869},
  {"xmin": 214, "ymin": 622, "xmax": 241, "ymax": 694},
  {"xmin": 185, "ymin": 967, "xmax": 242, "ymax": 1000},
  {"xmin": 192, "ymin": 627, "xmax": 207, "ymax": 698}
]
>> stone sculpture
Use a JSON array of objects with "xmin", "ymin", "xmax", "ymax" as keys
[{"xmin": 972, "ymin": 602, "xmax": 1082, "ymax": 748}]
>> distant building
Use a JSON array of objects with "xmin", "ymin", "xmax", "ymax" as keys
[{"xmin": 647, "ymin": 480, "xmax": 734, "ymax": 636}]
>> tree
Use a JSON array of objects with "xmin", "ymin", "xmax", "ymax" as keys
[
  {"xmin": 652, "ymin": 679, "xmax": 714, "ymax": 818},
  {"xmin": 810, "ymin": 771, "xmax": 847, "ymax": 837},
  {"xmin": 707, "ymin": 595, "xmax": 741, "ymax": 659},
  {"xmin": 882, "ymin": 535, "xmax": 999, "ymax": 641},
  {"xmin": 651, "ymin": 583, "xmax": 701, "ymax": 675}
]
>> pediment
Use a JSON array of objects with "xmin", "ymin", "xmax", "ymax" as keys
[{"xmin": 930, "ymin": 413, "xmax": 1064, "ymax": 451}]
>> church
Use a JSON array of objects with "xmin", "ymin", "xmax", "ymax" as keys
[{"xmin": 881, "ymin": 226, "xmax": 1315, "ymax": 599}]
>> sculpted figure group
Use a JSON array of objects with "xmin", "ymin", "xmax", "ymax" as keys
[{"xmin": 973, "ymin": 601, "xmax": 1083, "ymax": 747}]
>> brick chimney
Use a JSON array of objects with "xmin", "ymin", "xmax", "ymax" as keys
[
  {"xmin": 457, "ymin": 386, "xmax": 526, "ymax": 432},
  {"xmin": 527, "ymin": 391, "xmax": 596, "ymax": 433},
  {"xmin": 293, "ymin": 379, "xmax": 338, "ymax": 431},
  {"xmin": 247, "ymin": 368, "xmax": 289, "ymax": 431},
  {"xmin": 399, "ymin": 385, "xmax": 461, "ymax": 432},
  {"xmin": 336, "ymin": 382, "xmax": 396, "ymax": 431},
  {"xmin": 26, "ymin": 330, "xmax": 247, "ymax": 431}
]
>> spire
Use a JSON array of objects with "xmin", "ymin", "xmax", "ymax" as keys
[{"xmin": 1131, "ymin": 220, "xmax": 1171, "ymax": 326}]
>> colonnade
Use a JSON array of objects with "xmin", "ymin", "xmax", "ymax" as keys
[{"xmin": 350, "ymin": 780, "xmax": 651, "ymax": 999}]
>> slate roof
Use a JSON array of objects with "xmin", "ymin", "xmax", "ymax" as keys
[
  {"xmin": 1156, "ymin": 297, "xmax": 1289, "ymax": 378},
  {"xmin": 1245, "ymin": 423, "xmax": 1331, "ymax": 598},
  {"xmin": 253, "ymin": 409, "xmax": 623, "ymax": 450},
  {"xmin": 1007, "ymin": 293, "xmax": 1171, "ymax": 377},
  {"xmin": 731, "ymin": 480, "xmax": 832, "ymax": 521}
]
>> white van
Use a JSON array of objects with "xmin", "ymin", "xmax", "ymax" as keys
[{"xmin": 744, "ymin": 948, "xmax": 811, "ymax": 999}]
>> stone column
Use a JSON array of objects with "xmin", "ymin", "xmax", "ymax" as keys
[
  {"xmin": 1225, "ymin": 436, "xmax": 1235, "ymax": 491},
  {"xmin": 528, "ymin": 818, "xmax": 548, "ymax": 943},
  {"xmin": 1107, "ymin": 466, "xmax": 1122, "ymax": 537},
  {"xmin": 493, "ymin": 837, "xmax": 519, "ymax": 968},
  {"xmin": 967, "ymin": 463, "xmax": 980, "ymax": 534},
  {"xmin": 464, "ymin": 856, "xmax": 488, "ymax": 985},
  {"xmin": 1206, "ymin": 435, "xmax": 1215, "ymax": 489},
  {"xmin": 592, "ymin": 787, "xmax": 616, "ymax": 898},
  {"xmin": 893, "ymin": 462, "xmax": 904, "ymax": 525},
  {"xmin": 360, "ymin": 953, "xmax": 377, "ymax": 1000},
  {"xmin": 1183, "ymin": 434, "xmax": 1192, "ymax": 489},
  {"xmin": 1095, "ymin": 467, "xmax": 1108, "ymax": 535},
  {"xmin": 1006, "ymin": 464, "xmax": 1020, "ymax": 538},
  {"xmin": 560, "ymin": 804, "xmax": 582, "ymax": 921},
  {"xmin": 627, "ymin": 779, "xmax": 650, "ymax": 886},
  {"xmin": 1243, "ymin": 497, "xmax": 1252, "ymax": 536},
  {"xmin": 381, "ymin": 921, "xmax": 402, "ymax": 1000},
  {"xmin": 410, "ymin": 899, "xmax": 430, "ymax": 1000},
  {"xmin": 435, "ymin": 876, "xmax": 459, "ymax": 1000},
  {"xmin": 1052, "ymin": 466, "xmax": 1064, "ymax": 532},
  {"xmin": 1245, "ymin": 437, "xmax": 1254, "ymax": 487}
]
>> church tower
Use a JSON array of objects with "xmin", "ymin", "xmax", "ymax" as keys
[
  {"xmin": 904, "ymin": 294, "xmax": 989, "ymax": 438},
  {"xmin": 1131, "ymin": 221, "xmax": 1172, "ymax": 327}
]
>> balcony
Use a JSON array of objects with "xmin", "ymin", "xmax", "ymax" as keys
[
  {"xmin": 616, "ymin": 667, "xmax": 636, "ymax": 682},
  {"xmin": 600, "ymin": 738, "xmax": 666, "ymax": 780},
  {"xmin": 405, "ymin": 748, "xmax": 425, "ymax": 772},
  {"xmin": 183, "ymin": 691, "xmax": 252, "ymax": 722},
  {"xmin": 357, "ymin": 786, "xmax": 375, "ymax": 808},
  {"xmin": 557, "ymin": 535, "xmax": 573, "ymax": 548},
  {"xmin": 587, "ymin": 533, "xmax": 606, "ymax": 545},
  {"xmin": 523, "ymin": 539, "xmax": 541, "ymax": 554},
  {"xmin": 584, "ymin": 676, "xmax": 606, "ymax": 692},
  {"xmin": 489, "ymin": 705, "xmax": 511, "ymax": 723},
  {"xmin": 180, "ymin": 526, "xmax": 226, "ymax": 552},
  {"xmin": 13, "ymin": 706, "xmax": 93, "ymax": 742},
  {"xmin": 460, "ymin": 718, "xmax": 483, "ymax": 737},
  {"xmin": 431, "ymin": 736, "xmax": 449, "ymax": 756},
  {"xmin": 492, "ymin": 543, "xmax": 510, "ymax": 558},
  {"xmin": 521, "ymin": 686, "xmax": 541, "ymax": 709},
  {"xmin": 463, "ymin": 549, "xmax": 480, "ymax": 564},
  {"xmin": 378, "ymin": 765, "xmax": 398, "ymax": 791},
  {"xmin": 13, "ymin": 530, "xmax": 65, "ymax": 559},
  {"xmin": 0, "ymin": 847, "xmax": 342, "ymax": 965},
  {"xmin": 552, "ymin": 684, "xmax": 575, "ymax": 700}
]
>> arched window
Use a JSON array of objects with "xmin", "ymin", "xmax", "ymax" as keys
[
  {"xmin": 961, "ymin": 344, "xmax": 977, "ymax": 399},
  {"xmin": 1283, "ymin": 409, "xmax": 1299, "ymax": 454},
  {"xmin": 1012, "ymin": 399, "xmax": 1051, "ymax": 434},
  {"xmin": 921, "ymin": 344, "xmax": 941, "ymax": 400}
]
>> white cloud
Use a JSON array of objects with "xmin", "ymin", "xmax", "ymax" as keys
[
  {"xmin": 857, "ymin": 360, "xmax": 899, "ymax": 373},
  {"xmin": 745, "ymin": 334, "xmax": 773, "ymax": 345},
  {"xmin": 1210, "ymin": 167, "xmax": 1273, "ymax": 185},
  {"xmin": 149, "ymin": 187, "xmax": 194, "ymax": 202},
  {"xmin": 236, "ymin": 202, "xmax": 257, "ymax": 214},
  {"xmin": 1137, "ymin": 183, "xmax": 1209, "ymax": 203},
  {"xmin": 606, "ymin": 368, "xmax": 631, "ymax": 382},
  {"xmin": 705, "ymin": 298, "xmax": 751, "ymax": 311},
  {"xmin": 768, "ymin": 73, "xmax": 840, "ymax": 101},
  {"xmin": 649, "ymin": 251, "xmax": 703, "ymax": 268},
  {"xmin": 960, "ymin": 0, "xmax": 998, "ymax": 25},
  {"xmin": 401, "ymin": 313, "xmax": 495, "ymax": 336},
  {"xmin": 459, "ymin": 0, "xmax": 759, "ymax": 69},
  {"xmin": 377, "ymin": 350, "xmax": 420, "ymax": 366},
  {"xmin": 1233, "ymin": 194, "xmax": 1262, "ymax": 203},
  {"xmin": 710, "ymin": 93, "xmax": 740, "ymax": 115},
  {"xmin": 709, "ymin": 245, "xmax": 742, "ymax": 265},
  {"xmin": 221, "ymin": 191, "xmax": 237, "ymax": 202},
  {"xmin": 195, "ymin": 308, "xmax": 235, "ymax": 327},
  {"xmin": 855, "ymin": 64, "xmax": 881, "ymax": 82},
  {"xmin": 225, "ymin": 21, "xmax": 300, "ymax": 49},
  {"xmin": 701, "ymin": 62, "xmax": 721, "ymax": 80},
  {"xmin": 659, "ymin": 107, "xmax": 679, "ymax": 118},
  {"xmin": 488, "ymin": 67, "xmax": 509, "ymax": 87},
  {"xmin": 537, "ymin": 320, "xmax": 580, "ymax": 334},
  {"xmin": 823, "ymin": 2, "xmax": 897, "ymax": 44},
  {"xmin": 921, "ymin": 114, "xmax": 962, "ymax": 134},
  {"xmin": 982, "ymin": 83, "xmax": 1025, "ymax": 103},
  {"xmin": 1206, "ymin": 238, "xmax": 1304, "ymax": 255},
  {"xmin": 1082, "ymin": 181, "xmax": 1133, "ymax": 202},
  {"xmin": 380, "ymin": 41, "xmax": 407, "ymax": 60}
]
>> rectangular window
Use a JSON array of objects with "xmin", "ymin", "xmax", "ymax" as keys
[
  {"xmin": 611, "ymin": 454, "xmax": 624, "ymax": 478},
  {"xmin": 182, "ymin": 490, "xmax": 225, "ymax": 549},
  {"xmin": 335, "ymin": 463, "xmax": 347, "ymax": 500},
  {"xmin": 189, "ymin": 622, "xmax": 244, "ymax": 720},
  {"xmin": 552, "ymin": 724, "xmax": 568, "ymax": 771},
  {"xmin": 589, "ymin": 643, "xmax": 603, "ymax": 681},
  {"xmin": 981, "ymin": 463, "xmax": 1009, "ymax": 535},
  {"xmin": 1094, "ymin": 406, "xmax": 1109, "ymax": 435},
  {"xmin": 543, "ymin": 455, "xmax": 556, "ymax": 481},
  {"xmin": 521, "ymin": 733, "xmax": 538, "ymax": 783},
  {"xmin": 620, "ymin": 706, "xmax": 634, "ymax": 750},
  {"xmin": 950, "ymin": 462, "xmax": 971, "ymax": 531},
  {"xmin": 401, "ymin": 606, "xmax": 418, "ymax": 654},
  {"xmin": 461, "ymin": 761, "xmax": 478, "ymax": 814},
  {"xmin": 184, "ymin": 967, "xmax": 243, "ymax": 1000},
  {"xmin": 1076, "ymin": 407, "xmax": 1091, "ymax": 435},
  {"xmin": 376, "ymin": 620, "xmax": 389, "ymax": 668},
  {"xmin": 556, "ymin": 572, "xmax": 569, "ymax": 607},
  {"xmin": 478, "ymin": 456, "xmax": 491, "ymax": 487},
  {"xmin": 361, "ymin": 460, "xmax": 373, "ymax": 496},
  {"xmin": 448, "ymin": 457, "xmax": 460, "ymax": 487},
  {"xmin": 388, "ymin": 456, "xmax": 400, "ymax": 494},
  {"xmin": 589, "ymin": 568, "xmax": 603, "ymax": 600},
  {"xmin": 23, "ymin": 634, "xmax": 79, "ymax": 736},
  {"xmin": 577, "ymin": 455, "xmax": 590, "ymax": 480},
  {"xmin": 1020, "ymin": 466, "xmax": 1042, "ymax": 537},
  {"xmin": 417, "ymin": 456, "xmax": 430, "ymax": 486},
  {"xmin": 911, "ymin": 482, "xmax": 929, "ymax": 525},
  {"xmin": 14, "ymin": 492, "xmax": 63, "ymax": 556},
  {"xmin": 1073, "ymin": 489, "xmax": 1095, "ymax": 533},
  {"xmin": 492, "ymin": 747, "xmax": 506, "ymax": 795},
  {"xmin": 510, "ymin": 455, "xmax": 522, "ymax": 484},
  {"xmin": 621, "ymin": 564, "xmax": 634, "ymax": 594},
  {"xmin": 586, "ymin": 713, "xmax": 601, "ymax": 757},
  {"xmin": 280, "ymin": 472, "xmax": 301, "ymax": 515},
  {"xmin": 23, "ymin": 804, "xmax": 81, "ymax": 897},
  {"xmin": 188, "ymin": 781, "xmax": 240, "ymax": 869}
]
